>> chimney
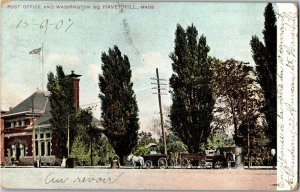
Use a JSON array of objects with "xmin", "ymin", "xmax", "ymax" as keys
[{"xmin": 67, "ymin": 70, "xmax": 82, "ymax": 109}]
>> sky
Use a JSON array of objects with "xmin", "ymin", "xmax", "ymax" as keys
[{"xmin": 1, "ymin": 1, "xmax": 270, "ymax": 134}]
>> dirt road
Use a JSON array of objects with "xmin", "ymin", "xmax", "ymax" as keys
[{"xmin": 1, "ymin": 168, "xmax": 277, "ymax": 190}]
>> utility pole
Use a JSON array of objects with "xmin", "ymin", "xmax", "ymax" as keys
[
  {"xmin": 41, "ymin": 43, "xmax": 44, "ymax": 91},
  {"xmin": 151, "ymin": 68, "xmax": 167, "ymax": 155},
  {"xmin": 67, "ymin": 113, "xmax": 70, "ymax": 158}
]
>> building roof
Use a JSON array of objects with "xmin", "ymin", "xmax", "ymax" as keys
[
  {"xmin": 34, "ymin": 111, "xmax": 51, "ymax": 126},
  {"xmin": 6, "ymin": 90, "xmax": 101, "ymax": 129},
  {"xmin": 5, "ymin": 90, "xmax": 50, "ymax": 115}
]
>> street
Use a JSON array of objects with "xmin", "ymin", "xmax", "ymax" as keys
[{"xmin": 1, "ymin": 167, "xmax": 277, "ymax": 190}]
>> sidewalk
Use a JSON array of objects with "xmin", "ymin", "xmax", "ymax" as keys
[{"xmin": 244, "ymin": 166, "xmax": 276, "ymax": 169}]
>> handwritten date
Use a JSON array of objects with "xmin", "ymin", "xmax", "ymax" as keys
[{"xmin": 16, "ymin": 19, "xmax": 73, "ymax": 33}]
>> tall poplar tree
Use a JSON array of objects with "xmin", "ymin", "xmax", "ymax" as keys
[
  {"xmin": 99, "ymin": 46, "xmax": 139, "ymax": 164},
  {"xmin": 250, "ymin": 3, "xmax": 277, "ymax": 149},
  {"xmin": 47, "ymin": 65, "xmax": 76, "ymax": 158},
  {"xmin": 169, "ymin": 24, "xmax": 214, "ymax": 153}
]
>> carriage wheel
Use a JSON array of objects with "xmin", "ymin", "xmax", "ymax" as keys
[
  {"xmin": 199, "ymin": 160, "xmax": 206, "ymax": 168},
  {"xmin": 181, "ymin": 158, "xmax": 189, "ymax": 168},
  {"xmin": 158, "ymin": 158, "xmax": 167, "ymax": 169},
  {"xmin": 168, "ymin": 159, "xmax": 175, "ymax": 169},
  {"xmin": 214, "ymin": 161, "xmax": 222, "ymax": 169},
  {"xmin": 145, "ymin": 160, "xmax": 152, "ymax": 169}
]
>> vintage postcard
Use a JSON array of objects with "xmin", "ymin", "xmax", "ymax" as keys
[{"xmin": 0, "ymin": 0, "xmax": 298, "ymax": 191}]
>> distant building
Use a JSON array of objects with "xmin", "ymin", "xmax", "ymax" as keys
[
  {"xmin": 0, "ymin": 71, "xmax": 99, "ymax": 166},
  {"xmin": 1, "ymin": 110, "xmax": 7, "ymax": 165}
]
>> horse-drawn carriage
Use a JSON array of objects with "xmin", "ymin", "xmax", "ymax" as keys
[
  {"xmin": 127, "ymin": 143, "xmax": 234, "ymax": 169},
  {"xmin": 143, "ymin": 154, "xmax": 169, "ymax": 169},
  {"xmin": 180, "ymin": 150, "xmax": 228, "ymax": 168},
  {"xmin": 127, "ymin": 143, "xmax": 173, "ymax": 169}
]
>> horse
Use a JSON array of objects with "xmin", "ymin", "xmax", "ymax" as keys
[
  {"xmin": 127, "ymin": 154, "xmax": 144, "ymax": 169},
  {"xmin": 61, "ymin": 157, "xmax": 67, "ymax": 168}
]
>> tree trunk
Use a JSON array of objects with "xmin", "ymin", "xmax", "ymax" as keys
[
  {"xmin": 188, "ymin": 146, "xmax": 194, "ymax": 154},
  {"xmin": 234, "ymin": 146, "xmax": 244, "ymax": 168},
  {"xmin": 231, "ymin": 103, "xmax": 238, "ymax": 141},
  {"xmin": 90, "ymin": 136, "xmax": 93, "ymax": 166},
  {"xmin": 119, "ymin": 155, "xmax": 127, "ymax": 166}
]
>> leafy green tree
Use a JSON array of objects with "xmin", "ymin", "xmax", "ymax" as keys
[
  {"xmin": 75, "ymin": 108, "xmax": 95, "ymax": 147},
  {"xmin": 71, "ymin": 107, "xmax": 116, "ymax": 166},
  {"xmin": 250, "ymin": 3, "xmax": 277, "ymax": 149},
  {"xmin": 132, "ymin": 131, "xmax": 157, "ymax": 156},
  {"xmin": 99, "ymin": 46, "xmax": 139, "ymax": 165},
  {"xmin": 213, "ymin": 58, "xmax": 269, "ymax": 162},
  {"xmin": 206, "ymin": 130, "xmax": 234, "ymax": 150},
  {"xmin": 72, "ymin": 107, "xmax": 101, "ymax": 165},
  {"xmin": 157, "ymin": 132, "xmax": 187, "ymax": 154},
  {"xmin": 71, "ymin": 133, "xmax": 115, "ymax": 166},
  {"xmin": 95, "ymin": 135, "xmax": 116, "ymax": 165},
  {"xmin": 169, "ymin": 24, "xmax": 215, "ymax": 153},
  {"xmin": 70, "ymin": 136, "xmax": 91, "ymax": 165},
  {"xmin": 151, "ymin": 108, "xmax": 188, "ymax": 154},
  {"xmin": 47, "ymin": 65, "xmax": 75, "ymax": 158},
  {"xmin": 213, "ymin": 59, "xmax": 257, "ymax": 145}
]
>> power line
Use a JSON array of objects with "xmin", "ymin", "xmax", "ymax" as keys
[{"xmin": 80, "ymin": 102, "xmax": 100, "ymax": 107}]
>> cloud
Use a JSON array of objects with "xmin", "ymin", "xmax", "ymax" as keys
[
  {"xmin": 135, "ymin": 90, "xmax": 172, "ymax": 135},
  {"xmin": 46, "ymin": 53, "xmax": 80, "ymax": 66},
  {"xmin": 0, "ymin": 79, "xmax": 33, "ymax": 111},
  {"xmin": 132, "ymin": 51, "xmax": 171, "ymax": 80},
  {"xmin": 87, "ymin": 64, "xmax": 102, "ymax": 83},
  {"xmin": 130, "ymin": 51, "xmax": 173, "ymax": 134}
]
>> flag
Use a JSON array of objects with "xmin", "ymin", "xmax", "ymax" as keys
[{"xmin": 29, "ymin": 47, "xmax": 42, "ymax": 55}]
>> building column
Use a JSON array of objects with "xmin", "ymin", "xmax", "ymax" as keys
[
  {"xmin": 20, "ymin": 144, "xmax": 24, "ymax": 156},
  {"xmin": 11, "ymin": 145, "xmax": 16, "ymax": 158},
  {"xmin": 49, "ymin": 141, "xmax": 52, "ymax": 156},
  {"xmin": 45, "ymin": 141, "xmax": 48, "ymax": 156},
  {"xmin": 38, "ymin": 141, "xmax": 41, "ymax": 156}
]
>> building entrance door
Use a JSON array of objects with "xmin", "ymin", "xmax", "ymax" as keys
[{"xmin": 15, "ymin": 142, "xmax": 21, "ymax": 161}]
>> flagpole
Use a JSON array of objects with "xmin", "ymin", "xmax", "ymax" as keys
[
  {"xmin": 29, "ymin": 46, "xmax": 43, "ymax": 90},
  {"xmin": 41, "ymin": 43, "xmax": 44, "ymax": 91}
]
